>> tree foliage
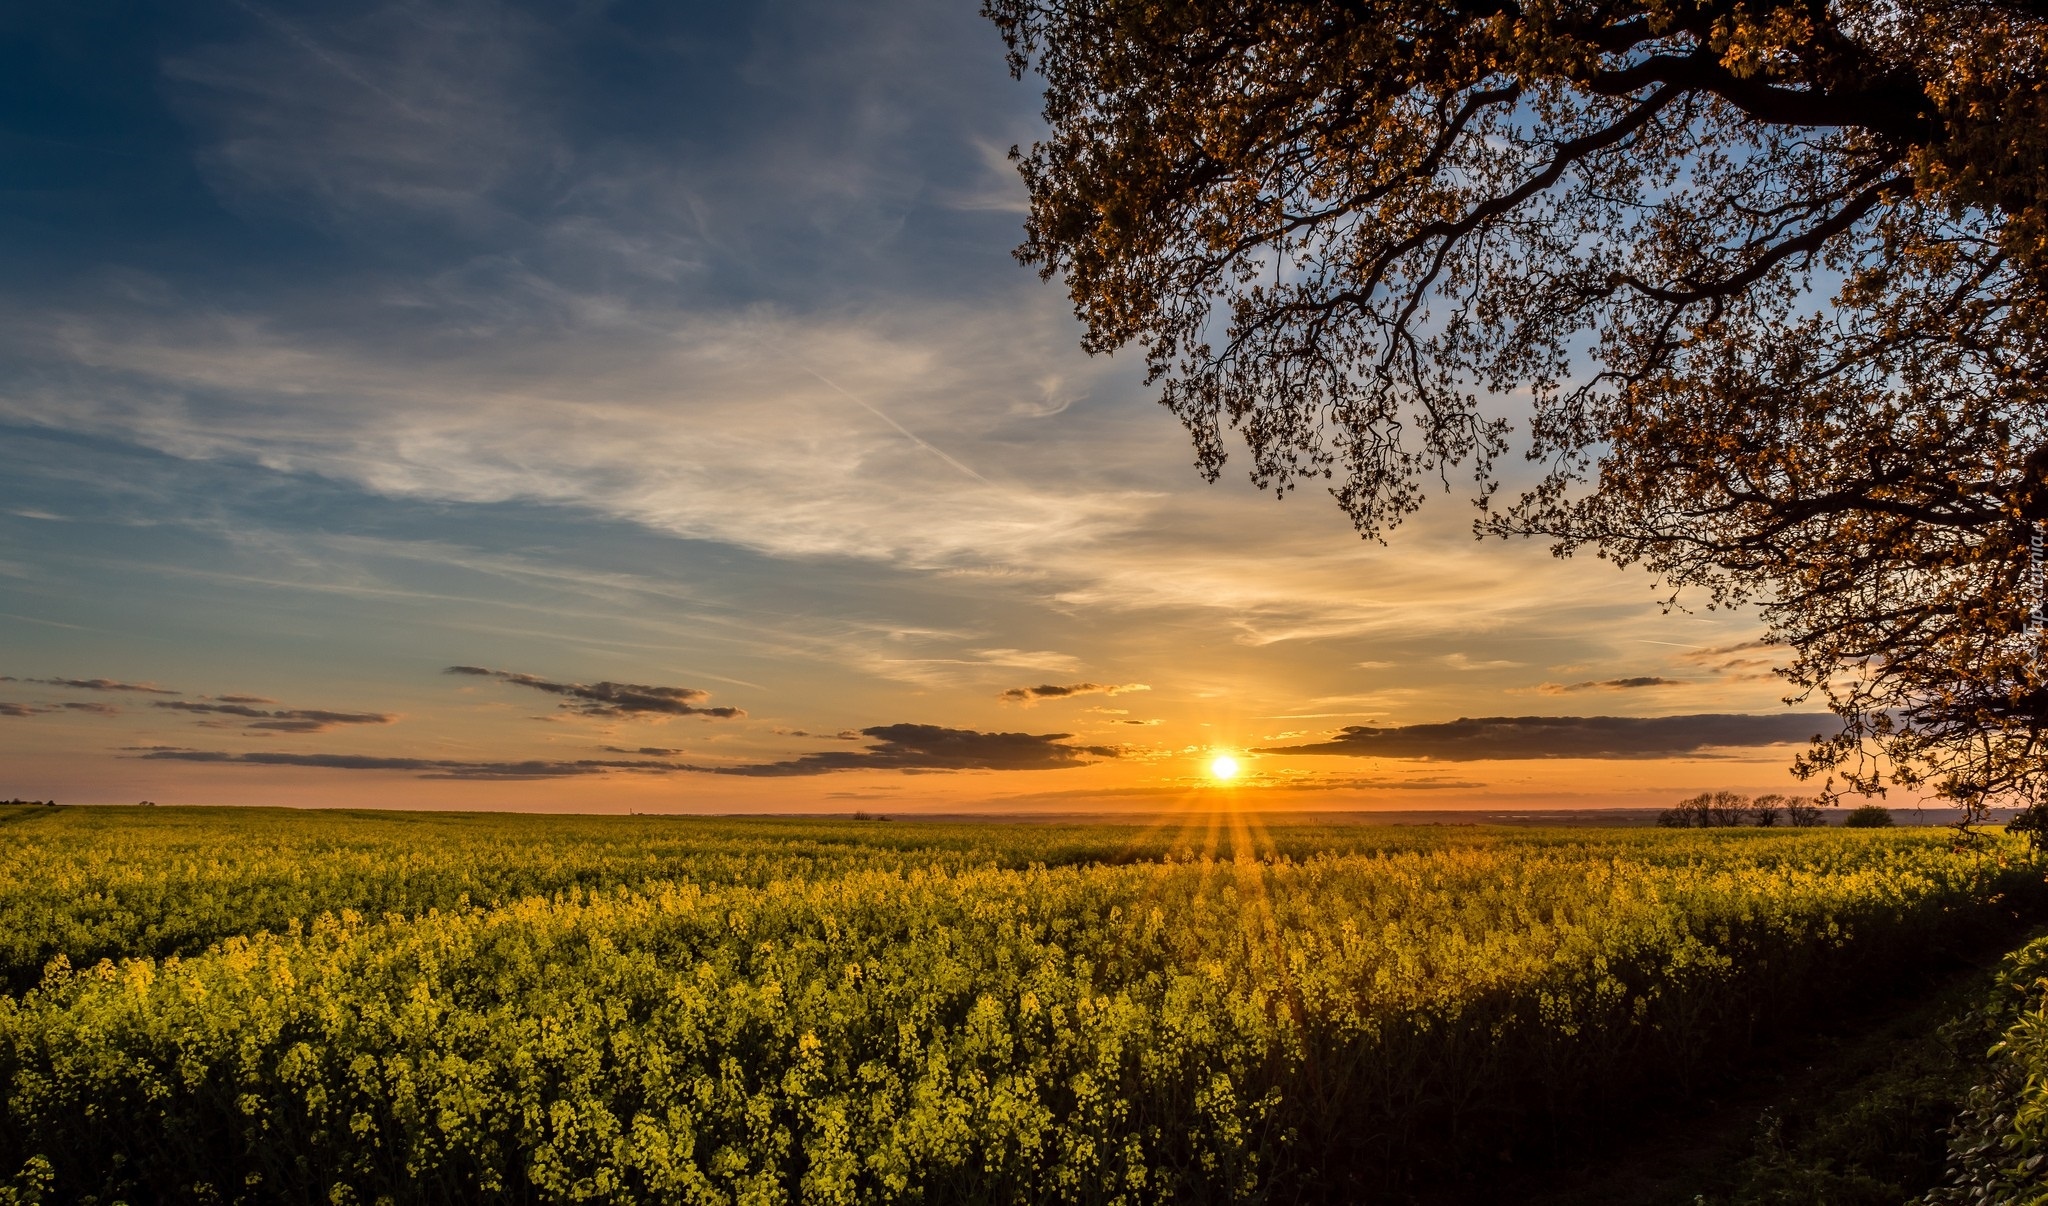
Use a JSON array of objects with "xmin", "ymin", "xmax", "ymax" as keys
[{"xmin": 985, "ymin": 0, "xmax": 2048, "ymax": 828}]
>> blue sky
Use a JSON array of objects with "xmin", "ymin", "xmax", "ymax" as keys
[{"xmin": 0, "ymin": 0, "xmax": 1831, "ymax": 811}]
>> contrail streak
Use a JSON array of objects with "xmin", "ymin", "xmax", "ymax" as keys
[
  {"xmin": 229, "ymin": 0, "xmax": 424, "ymax": 117},
  {"xmin": 803, "ymin": 367, "xmax": 991, "ymax": 486}
]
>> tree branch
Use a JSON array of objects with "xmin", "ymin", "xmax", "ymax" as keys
[{"xmin": 1587, "ymin": 49, "xmax": 1936, "ymax": 143}]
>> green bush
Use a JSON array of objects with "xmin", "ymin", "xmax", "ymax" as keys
[
  {"xmin": 1919, "ymin": 934, "xmax": 2048, "ymax": 1206},
  {"xmin": 1844, "ymin": 805, "xmax": 1898, "ymax": 828}
]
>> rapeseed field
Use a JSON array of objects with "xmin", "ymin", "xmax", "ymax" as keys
[{"xmin": 0, "ymin": 806, "xmax": 2040, "ymax": 1203}]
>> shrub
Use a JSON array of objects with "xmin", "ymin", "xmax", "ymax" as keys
[
  {"xmin": 1919, "ymin": 936, "xmax": 2048, "ymax": 1205},
  {"xmin": 1844, "ymin": 805, "xmax": 1897, "ymax": 828}
]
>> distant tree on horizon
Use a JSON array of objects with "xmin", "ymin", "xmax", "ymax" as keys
[
  {"xmin": 1780, "ymin": 795, "xmax": 1828, "ymax": 828},
  {"xmin": 987, "ymin": 0, "xmax": 2048, "ymax": 836},
  {"xmin": 1656, "ymin": 790, "xmax": 1820, "ymax": 828}
]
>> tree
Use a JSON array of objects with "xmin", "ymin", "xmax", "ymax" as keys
[
  {"xmin": 1655, "ymin": 789, "xmax": 1778, "ymax": 827},
  {"xmin": 1781, "ymin": 795, "xmax": 1827, "ymax": 828},
  {"xmin": 1656, "ymin": 795, "xmax": 1707, "ymax": 828},
  {"xmin": 986, "ymin": 0, "xmax": 2048, "ymax": 832},
  {"xmin": 1842, "ymin": 804, "xmax": 1897, "ymax": 828}
]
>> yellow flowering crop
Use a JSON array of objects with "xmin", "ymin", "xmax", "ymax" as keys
[{"xmin": 0, "ymin": 806, "xmax": 2041, "ymax": 1203}]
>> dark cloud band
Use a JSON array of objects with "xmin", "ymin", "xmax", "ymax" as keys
[
  {"xmin": 136, "ymin": 748, "xmax": 683, "ymax": 781},
  {"xmin": 1534, "ymin": 677, "xmax": 1684, "ymax": 695},
  {"xmin": 710, "ymin": 723, "xmax": 1120, "ymax": 776},
  {"xmin": 1254, "ymin": 714, "xmax": 1835, "ymax": 761},
  {"xmin": 0, "ymin": 701, "xmax": 125, "ymax": 717},
  {"xmin": 154, "ymin": 701, "xmax": 395, "ymax": 733},
  {"xmin": 134, "ymin": 723, "xmax": 1120, "ymax": 780},
  {"xmin": 708, "ymin": 724, "xmax": 1122, "ymax": 769},
  {"xmin": 1, "ymin": 676, "xmax": 179, "ymax": 694},
  {"xmin": 446, "ymin": 666, "xmax": 743, "ymax": 718},
  {"xmin": 998, "ymin": 682, "xmax": 1149, "ymax": 704}
]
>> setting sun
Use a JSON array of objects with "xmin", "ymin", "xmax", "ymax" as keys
[{"xmin": 1208, "ymin": 754, "xmax": 1240, "ymax": 781}]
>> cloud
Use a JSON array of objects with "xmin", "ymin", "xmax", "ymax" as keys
[
  {"xmin": 1678, "ymin": 639, "xmax": 1787, "ymax": 682},
  {"xmin": 1533, "ymin": 676, "xmax": 1685, "ymax": 695},
  {"xmin": 160, "ymin": 0, "xmax": 553, "ymax": 233},
  {"xmin": 135, "ymin": 748, "xmax": 685, "ymax": 781},
  {"xmin": 2, "ymin": 676, "xmax": 179, "ymax": 694},
  {"xmin": 709, "ymin": 723, "xmax": 1120, "ymax": 777},
  {"xmin": 14, "ymin": 306, "xmax": 1153, "ymax": 583},
  {"xmin": 1442, "ymin": 654, "xmax": 1523, "ymax": 671},
  {"xmin": 600, "ymin": 745, "xmax": 684, "ymax": 756},
  {"xmin": 445, "ymin": 666, "xmax": 743, "ymax": 718},
  {"xmin": 0, "ymin": 0, "xmax": 1735, "ymax": 708},
  {"xmin": 154, "ymin": 700, "xmax": 396, "ymax": 733},
  {"xmin": 3, "ymin": 284, "xmax": 1649, "ymax": 667},
  {"xmin": 0, "ymin": 701, "xmax": 124, "ymax": 717},
  {"xmin": 0, "ymin": 0, "xmax": 1826, "ymax": 796},
  {"xmin": 212, "ymin": 694, "xmax": 278, "ymax": 704},
  {"xmin": 864, "ymin": 648, "xmax": 1091, "ymax": 690},
  {"xmin": 1004, "ymin": 774, "xmax": 1485, "ymax": 801},
  {"xmin": 998, "ymin": 681, "xmax": 1149, "ymax": 705},
  {"xmin": 1267, "ymin": 776, "xmax": 1483, "ymax": 792},
  {"xmin": 133, "ymin": 722, "xmax": 1119, "ymax": 780},
  {"xmin": 1254, "ymin": 714, "xmax": 1836, "ymax": 761},
  {"xmin": 772, "ymin": 729, "xmax": 863, "ymax": 740}
]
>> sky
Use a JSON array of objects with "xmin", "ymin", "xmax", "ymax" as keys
[{"xmin": 0, "ymin": 0, "xmax": 1841, "ymax": 813}]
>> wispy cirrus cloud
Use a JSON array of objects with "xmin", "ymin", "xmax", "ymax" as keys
[
  {"xmin": 161, "ymin": 0, "xmax": 558, "ymax": 235},
  {"xmin": 445, "ymin": 666, "xmax": 744, "ymax": 718},
  {"xmin": 1442, "ymin": 653, "xmax": 1523, "ymax": 671},
  {"xmin": 1256, "ymin": 714, "xmax": 1835, "ymax": 761},
  {"xmin": 1678, "ymin": 639, "xmax": 1788, "ymax": 683},
  {"xmin": 1, "ymin": 293, "xmax": 1682, "ymax": 674}
]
